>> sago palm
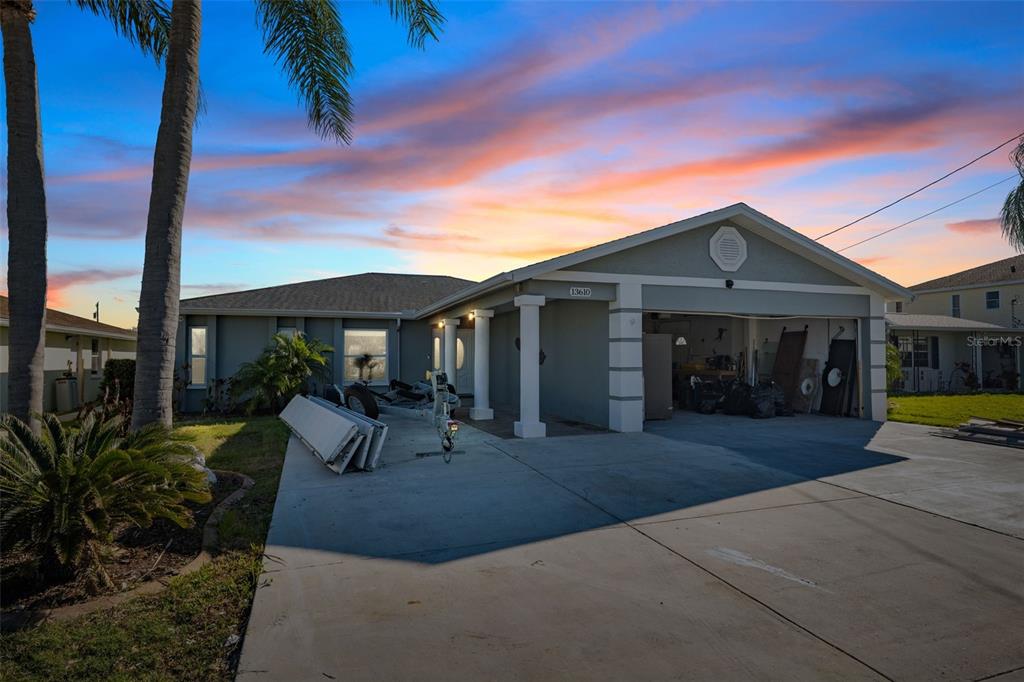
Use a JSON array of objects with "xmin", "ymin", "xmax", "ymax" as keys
[
  {"xmin": 132, "ymin": 0, "xmax": 444, "ymax": 429},
  {"xmin": 0, "ymin": 412, "xmax": 210, "ymax": 586},
  {"xmin": 1, "ymin": 0, "xmax": 170, "ymax": 430},
  {"xmin": 1001, "ymin": 137, "xmax": 1024, "ymax": 253}
]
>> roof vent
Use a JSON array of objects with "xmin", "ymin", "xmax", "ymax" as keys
[{"xmin": 709, "ymin": 226, "xmax": 747, "ymax": 272}]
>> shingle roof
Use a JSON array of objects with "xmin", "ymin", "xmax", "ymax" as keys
[
  {"xmin": 910, "ymin": 255, "xmax": 1024, "ymax": 291},
  {"xmin": 0, "ymin": 295, "xmax": 135, "ymax": 338},
  {"xmin": 179, "ymin": 273, "xmax": 476, "ymax": 315},
  {"xmin": 885, "ymin": 313, "xmax": 1005, "ymax": 330}
]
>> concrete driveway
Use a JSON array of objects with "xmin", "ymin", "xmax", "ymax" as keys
[{"xmin": 238, "ymin": 410, "xmax": 1024, "ymax": 681}]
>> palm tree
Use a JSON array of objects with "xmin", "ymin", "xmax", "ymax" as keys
[
  {"xmin": 131, "ymin": 0, "xmax": 444, "ymax": 429},
  {"xmin": 231, "ymin": 332, "xmax": 332, "ymax": 413},
  {"xmin": 1001, "ymin": 138, "xmax": 1024, "ymax": 253},
  {"xmin": 2, "ymin": 0, "xmax": 169, "ymax": 430}
]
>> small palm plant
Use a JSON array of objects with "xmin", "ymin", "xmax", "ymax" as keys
[
  {"xmin": 0, "ymin": 413, "xmax": 211, "ymax": 587},
  {"xmin": 232, "ymin": 332, "xmax": 333, "ymax": 413}
]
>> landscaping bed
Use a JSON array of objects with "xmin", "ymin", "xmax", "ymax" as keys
[
  {"xmin": 0, "ymin": 416, "xmax": 290, "ymax": 681},
  {"xmin": 888, "ymin": 393, "xmax": 1024, "ymax": 428},
  {"xmin": 1, "ymin": 477, "xmax": 234, "ymax": 614}
]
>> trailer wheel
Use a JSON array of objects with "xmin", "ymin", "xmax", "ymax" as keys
[{"xmin": 343, "ymin": 384, "xmax": 380, "ymax": 419}]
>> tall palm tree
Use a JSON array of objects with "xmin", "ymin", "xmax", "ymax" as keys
[
  {"xmin": 2, "ymin": 0, "xmax": 169, "ymax": 430},
  {"xmin": 131, "ymin": 0, "xmax": 444, "ymax": 428},
  {"xmin": 1001, "ymin": 138, "xmax": 1024, "ymax": 253}
]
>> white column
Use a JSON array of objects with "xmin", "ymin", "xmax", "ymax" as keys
[
  {"xmin": 867, "ymin": 294, "xmax": 887, "ymax": 423},
  {"xmin": 609, "ymin": 283, "xmax": 644, "ymax": 432},
  {"xmin": 442, "ymin": 318, "xmax": 460, "ymax": 384},
  {"xmin": 470, "ymin": 309, "xmax": 494, "ymax": 420},
  {"xmin": 514, "ymin": 295, "xmax": 546, "ymax": 438}
]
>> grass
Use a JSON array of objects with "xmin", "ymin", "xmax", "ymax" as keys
[
  {"xmin": 0, "ymin": 415, "xmax": 290, "ymax": 682},
  {"xmin": 888, "ymin": 393, "xmax": 1024, "ymax": 428}
]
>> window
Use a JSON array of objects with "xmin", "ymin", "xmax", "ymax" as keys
[
  {"xmin": 343, "ymin": 329, "xmax": 387, "ymax": 383},
  {"xmin": 986, "ymin": 291, "xmax": 1000, "ymax": 310},
  {"xmin": 90, "ymin": 338, "xmax": 101, "ymax": 374},
  {"xmin": 432, "ymin": 336, "xmax": 442, "ymax": 371},
  {"xmin": 897, "ymin": 336, "xmax": 929, "ymax": 369},
  {"xmin": 892, "ymin": 302, "xmax": 903, "ymax": 313},
  {"xmin": 277, "ymin": 327, "xmax": 297, "ymax": 338},
  {"xmin": 951, "ymin": 294, "xmax": 961, "ymax": 318},
  {"xmin": 190, "ymin": 327, "xmax": 207, "ymax": 386}
]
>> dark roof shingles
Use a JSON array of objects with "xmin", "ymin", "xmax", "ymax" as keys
[
  {"xmin": 910, "ymin": 255, "xmax": 1024, "ymax": 291},
  {"xmin": 179, "ymin": 273, "xmax": 476, "ymax": 314}
]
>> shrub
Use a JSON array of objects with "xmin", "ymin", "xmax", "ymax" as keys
[
  {"xmin": 232, "ymin": 333, "xmax": 332, "ymax": 414},
  {"xmin": 98, "ymin": 358, "xmax": 136, "ymax": 402},
  {"xmin": 0, "ymin": 413, "xmax": 211, "ymax": 587}
]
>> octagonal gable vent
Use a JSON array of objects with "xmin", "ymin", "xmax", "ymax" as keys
[{"xmin": 709, "ymin": 226, "xmax": 747, "ymax": 272}]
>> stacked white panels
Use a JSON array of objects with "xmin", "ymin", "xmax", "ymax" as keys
[
  {"xmin": 279, "ymin": 395, "xmax": 361, "ymax": 474},
  {"xmin": 309, "ymin": 396, "xmax": 389, "ymax": 471}
]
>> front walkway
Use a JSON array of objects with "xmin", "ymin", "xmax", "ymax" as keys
[{"xmin": 237, "ymin": 410, "xmax": 1024, "ymax": 681}]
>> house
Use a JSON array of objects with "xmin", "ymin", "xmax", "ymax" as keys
[
  {"xmin": 176, "ymin": 203, "xmax": 911, "ymax": 434},
  {"xmin": 0, "ymin": 295, "xmax": 137, "ymax": 413},
  {"xmin": 887, "ymin": 255, "xmax": 1023, "ymax": 392}
]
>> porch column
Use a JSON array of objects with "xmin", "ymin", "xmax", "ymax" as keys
[
  {"xmin": 442, "ymin": 318, "xmax": 460, "ymax": 383},
  {"xmin": 866, "ymin": 294, "xmax": 888, "ymax": 422},
  {"xmin": 609, "ymin": 283, "xmax": 644, "ymax": 432},
  {"xmin": 470, "ymin": 309, "xmax": 494, "ymax": 420},
  {"xmin": 514, "ymin": 295, "xmax": 546, "ymax": 438}
]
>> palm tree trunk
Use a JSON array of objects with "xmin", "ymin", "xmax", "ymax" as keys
[
  {"xmin": 131, "ymin": 0, "xmax": 200, "ymax": 429},
  {"xmin": 2, "ymin": 0, "xmax": 47, "ymax": 431}
]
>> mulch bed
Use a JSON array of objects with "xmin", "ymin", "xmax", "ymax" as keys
[{"xmin": 0, "ymin": 478, "xmax": 235, "ymax": 613}]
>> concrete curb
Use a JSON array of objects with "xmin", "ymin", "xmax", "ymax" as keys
[{"xmin": 1, "ymin": 470, "xmax": 255, "ymax": 631}]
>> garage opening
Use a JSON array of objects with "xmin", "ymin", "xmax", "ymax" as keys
[{"xmin": 641, "ymin": 312, "xmax": 862, "ymax": 420}]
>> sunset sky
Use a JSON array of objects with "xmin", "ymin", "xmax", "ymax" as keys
[{"xmin": 2, "ymin": 0, "xmax": 1023, "ymax": 328}]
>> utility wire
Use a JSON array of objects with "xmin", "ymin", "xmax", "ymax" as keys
[
  {"xmin": 835, "ymin": 175, "xmax": 1016, "ymax": 253},
  {"xmin": 815, "ymin": 131, "xmax": 1023, "ymax": 241}
]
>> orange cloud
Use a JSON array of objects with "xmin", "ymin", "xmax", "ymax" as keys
[
  {"xmin": 47, "ymin": 268, "xmax": 139, "ymax": 306},
  {"xmin": 946, "ymin": 218, "xmax": 1000, "ymax": 234}
]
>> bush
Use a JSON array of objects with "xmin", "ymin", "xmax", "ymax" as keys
[
  {"xmin": 232, "ymin": 333, "xmax": 332, "ymax": 414},
  {"xmin": 99, "ymin": 359, "xmax": 136, "ymax": 402},
  {"xmin": 0, "ymin": 413, "xmax": 211, "ymax": 587}
]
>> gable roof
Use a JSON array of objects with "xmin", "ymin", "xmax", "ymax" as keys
[
  {"xmin": 418, "ymin": 203, "xmax": 912, "ymax": 317},
  {"xmin": 910, "ymin": 255, "xmax": 1024, "ymax": 292},
  {"xmin": 180, "ymin": 273, "xmax": 476, "ymax": 317},
  {"xmin": 0, "ymin": 296, "xmax": 136, "ymax": 339},
  {"xmin": 885, "ymin": 312, "xmax": 1008, "ymax": 331}
]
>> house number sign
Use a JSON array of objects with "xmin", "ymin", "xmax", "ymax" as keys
[{"xmin": 569, "ymin": 286, "xmax": 592, "ymax": 298}]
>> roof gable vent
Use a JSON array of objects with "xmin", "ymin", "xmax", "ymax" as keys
[{"xmin": 709, "ymin": 226, "xmax": 747, "ymax": 272}]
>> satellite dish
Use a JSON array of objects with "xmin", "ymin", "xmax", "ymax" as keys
[
  {"xmin": 800, "ymin": 377, "xmax": 816, "ymax": 396},
  {"xmin": 826, "ymin": 367, "xmax": 844, "ymax": 387}
]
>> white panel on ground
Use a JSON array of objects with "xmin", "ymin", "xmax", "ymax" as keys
[
  {"xmin": 309, "ymin": 396, "xmax": 390, "ymax": 471},
  {"xmin": 279, "ymin": 395, "xmax": 360, "ymax": 473}
]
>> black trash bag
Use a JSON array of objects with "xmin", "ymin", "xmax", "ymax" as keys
[
  {"xmin": 749, "ymin": 383, "xmax": 776, "ymax": 419},
  {"xmin": 773, "ymin": 382, "xmax": 794, "ymax": 417},
  {"xmin": 723, "ymin": 381, "xmax": 753, "ymax": 415}
]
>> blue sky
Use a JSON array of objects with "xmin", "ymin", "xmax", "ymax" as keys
[{"xmin": 2, "ymin": 0, "xmax": 1023, "ymax": 327}]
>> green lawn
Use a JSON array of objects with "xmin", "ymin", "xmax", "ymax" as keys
[
  {"xmin": 888, "ymin": 393, "xmax": 1024, "ymax": 428},
  {"xmin": 0, "ymin": 416, "xmax": 290, "ymax": 682}
]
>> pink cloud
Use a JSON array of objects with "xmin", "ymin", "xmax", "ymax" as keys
[
  {"xmin": 946, "ymin": 218, "xmax": 1001, "ymax": 234},
  {"xmin": 47, "ymin": 268, "xmax": 140, "ymax": 306}
]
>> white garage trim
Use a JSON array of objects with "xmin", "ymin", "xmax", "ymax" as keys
[{"xmin": 537, "ymin": 270, "xmax": 869, "ymax": 296}]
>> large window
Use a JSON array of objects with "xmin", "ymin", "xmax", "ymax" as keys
[
  {"xmin": 344, "ymin": 329, "xmax": 387, "ymax": 383},
  {"xmin": 986, "ymin": 290, "xmax": 1000, "ymax": 310},
  {"xmin": 190, "ymin": 327, "xmax": 207, "ymax": 386},
  {"xmin": 951, "ymin": 294, "xmax": 961, "ymax": 318}
]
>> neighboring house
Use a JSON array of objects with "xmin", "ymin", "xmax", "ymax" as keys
[
  {"xmin": 887, "ymin": 255, "xmax": 1024, "ymax": 393},
  {"xmin": 177, "ymin": 203, "xmax": 909, "ymax": 434},
  {"xmin": 901, "ymin": 254, "xmax": 1024, "ymax": 328},
  {"xmin": 0, "ymin": 295, "xmax": 137, "ymax": 413}
]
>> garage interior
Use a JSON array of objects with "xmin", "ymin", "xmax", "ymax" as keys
[{"xmin": 641, "ymin": 312, "xmax": 863, "ymax": 420}]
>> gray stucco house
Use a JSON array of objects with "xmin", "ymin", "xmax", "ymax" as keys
[{"xmin": 177, "ymin": 203, "xmax": 911, "ymax": 435}]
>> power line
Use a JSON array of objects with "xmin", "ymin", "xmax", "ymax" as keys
[
  {"xmin": 815, "ymin": 131, "xmax": 1023, "ymax": 241},
  {"xmin": 835, "ymin": 175, "xmax": 1016, "ymax": 253}
]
